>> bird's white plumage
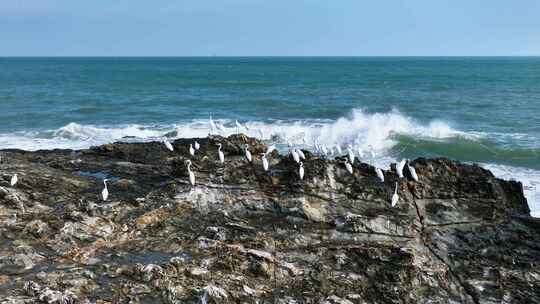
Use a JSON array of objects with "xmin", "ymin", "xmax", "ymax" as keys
[
  {"xmin": 101, "ymin": 179, "xmax": 109, "ymax": 201},
  {"xmin": 186, "ymin": 160, "xmax": 195, "ymax": 186},
  {"xmin": 163, "ymin": 139, "xmax": 174, "ymax": 152},
  {"xmin": 376, "ymin": 167, "xmax": 384, "ymax": 182},
  {"xmin": 347, "ymin": 146, "xmax": 355, "ymax": 164},
  {"xmin": 261, "ymin": 154, "xmax": 269, "ymax": 171},
  {"xmin": 297, "ymin": 149, "xmax": 306, "ymax": 160},
  {"xmin": 189, "ymin": 144, "xmax": 195, "ymax": 156},
  {"xmin": 10, "ymin": 174, "xmax": 18, "ymax": 186},
  {"xmin": 396, "ymin": 159, "xmax": 406, "ymax": 178},
  {"xmin": 407, "ymin": 160, "xmax": 419, "ymax": 181},
  {"xmin": 217, "ymin": 143, "xmax": 225, "ymax": 164},
  {"xmin": 299, "ymin": 162, "xmax": 304, "ymax": 180},
  {"xmin": 391, "ymin": 182, "xmax": 399, "ymax": 207},
  {"xmin": 244, "ymin": 144, "xmax": 252, "ymax": 162},
  {"xmin": 345, "ymin": 161, "xmax": 353, "ymax": 175},
  {"xmin": 291, "ymin": 149, "xmax": 300, "ymax": 163},
  {"xmin": 194, "ymin": 141, "xmax": 200, "ymax": 150}
]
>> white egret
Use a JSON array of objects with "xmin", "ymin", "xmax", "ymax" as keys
[
  {"xmin": 335, "ymin": 144, "xmax": 342, "ymax": 155},
  {"xmin": 186, "ymin": 160, "xmax": 195, "ymax": 186},
  {"xmin": 291, "ymin": 149, "xmax": 300, "ymax": 163},
  {"xmin": 101, "ymin": 179, "xmax": 109, "ymax": 201},
  {"xmin": 299, "ymin": 162, "xmax": 304, "ymax": 180},
  {"xmin": 235, "ymin": 120, "xmax": 242, "ymax": 134},
  {"xmin": 391, "ymin": 182, "xmax": 399, "ymax": 207},
  {"xmin": 297, "ymin": 149, "xmax": 306, "ymax": 160},
  {"xmin": 376, "ymin": 167, "xmax": 384, "ymax": 182},
  {"xmin": 194, "ymin": 141, "xmax": 200, "ymax": 150},
  {"xmin": 244, "ymin": 144, "xmax": 252, "ymax": 162},
  {"xmin": 344, "ymin": 160, "xmax": 353, "ymax": 175},
  {"xmin": 396, "ymin": 159, "xmax": 406, "ymax": 178},
  {"xmin": 189, "ymin": 144, "xmax": 195, "ymax": 156},
  {"xmin": 407, "ymin": 160, "xmax": 419, "ymax": 182},
  {"xmin": 163, "ymin": 139, "xmax": 174, "ymax": 152},
  {"xmin": 347, "ymin": 145, "xmax": 355, "ymax": 164},
  {"xmin": 261, "ymin": 153, "xmax": 269, "ymax": 171},
  {"xmin": 217, "ymin": 143, "xmax": 225, "ymax": 164},
  {"xmin": 10, "ymin": 174, "xmax": 18, "ymax": 187}
]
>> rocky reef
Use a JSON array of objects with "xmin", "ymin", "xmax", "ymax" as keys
[{"xmin": 0, "ymin": 135, "xmax": 538, "ymax": 304}]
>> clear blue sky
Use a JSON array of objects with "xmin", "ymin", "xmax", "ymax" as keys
[{"xmin": 1, "ymin": 0, "xmax": 539, "ymax": 56}]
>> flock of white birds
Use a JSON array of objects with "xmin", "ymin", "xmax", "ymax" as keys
[
  {"xmin": 3, "ymin": 115, "xmax": 419, "ymax": 209},
  {"xmin": 99, "ymin": 116, "xmax": 419, "ymax": 208}
]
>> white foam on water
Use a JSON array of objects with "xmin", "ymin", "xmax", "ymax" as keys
[{"xmin": 482, "ymin": 163, "xmax": 540, "ymax": 217}]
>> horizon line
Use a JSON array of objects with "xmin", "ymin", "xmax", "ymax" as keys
[{"xmin": 1, "ymin": 55, "xmax": 539, "ymax": 58}]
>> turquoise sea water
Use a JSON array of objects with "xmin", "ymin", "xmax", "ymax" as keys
[{"xmin": 1, "ymin": 57, "xmax": 539, "ymax": 213}]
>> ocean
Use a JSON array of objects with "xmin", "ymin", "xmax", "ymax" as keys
[{"xmin": 1, "ymin": 57, "xmax": 539, "ymax": 215}]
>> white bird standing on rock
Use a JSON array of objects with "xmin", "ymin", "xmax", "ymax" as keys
[
  {"xmin": 299, "ymin": 162, "xmax": 304, "ymax": 180},
  {"xmin": 101, "ymin": 179, "xmax": 109, "ymax": 201},
  {"xmin": 376, "ymin": 167, "xmax": 384, "ymax": 182},
  {"xmin": 186, "ymin": 160, "xmax": 195, "ymax": 186},
  {"xmin": 244, "ymin": 144, "xmax": 252, "ymax": 162},
  {"xmin": 163, "ymin": 139, "xmax": 174, "ymax": 152},
  {"xmin": 217, "ymin": 143, "xmax": 225, "ymax": 164},
  {"xmin": 194, "ymin": 141, "xmax": 200, "ymax": 150},
  {"xmin": 261, "ymin": 153, "xmax": 269, "ymax": 171},
  {"xmin": 345, "ymin": 160, "xmax": 353, "ymax": 175},
  {"xmin": 396, "ymin": 159, "xmax": 406, "ymax": 178},
  {"xmin": 347, "ymin": 145, "xmax": 355, "ymax": 164},
  {"xmin": 391, "ymin": 182, "xmax": 399, "ymax": 207},
  {"xmin": 189, "ymin": 144, "xmax": 195, "ymax": 156},
  {"xmin": 10, "ymin": 174, "xmax": 18, "ymax": 187},
  {"xmin": 407, "ymin": 160, "xmax": 419, "ymax": 182},
  {"xmin": 291, "ymin": 149, "xmax": 300, "ymax": 163},
  {"xmin": 297, "ymin": 149, "xmax": 306, "ymax": 160}
]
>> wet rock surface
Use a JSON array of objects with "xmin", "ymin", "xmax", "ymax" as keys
[{"xmin": 0, "ymin": 135, "xmax": 538, "ymax": 303}]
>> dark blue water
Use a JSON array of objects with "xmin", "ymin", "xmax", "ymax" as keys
[{"xmin": 1, "ymin": 57, "xmax": 539, "ymax": 213}]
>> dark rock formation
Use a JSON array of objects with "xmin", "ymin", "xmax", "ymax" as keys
[{"xmin": 0, "ymin": 135, "xmax": 538, "ymax": 303}]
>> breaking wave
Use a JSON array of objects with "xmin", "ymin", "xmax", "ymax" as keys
[{"xmin": 0, "ymin": 109, "xmax": 538, "ymax": 216}]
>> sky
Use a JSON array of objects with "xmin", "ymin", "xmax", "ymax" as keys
[{"xmin": 1, "ymin": 0, "xmax": 539, "ymax": 56}]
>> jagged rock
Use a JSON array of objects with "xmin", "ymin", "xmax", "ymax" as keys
[{"xmin": 0, "ymin": 135, "xmax": 538, "ymax": 303}]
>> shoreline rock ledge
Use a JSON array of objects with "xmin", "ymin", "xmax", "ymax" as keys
[{"xmin": 0, "ymin": 135, "xmax": 538, "ymax": 304}]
